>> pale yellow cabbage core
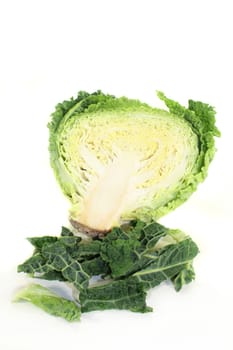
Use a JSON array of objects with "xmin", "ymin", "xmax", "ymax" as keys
[{"xmin": 59, "ymin": 111, "xmax": 198, "ymax": 231}]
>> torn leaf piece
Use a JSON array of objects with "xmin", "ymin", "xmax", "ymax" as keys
[
  {"xmin": 14, "ymin": 284, "xmax": 81, "ymax": 322},
  {"xmin": 79, "ymin": 279, "xmax": 152, "ymax": 313}
]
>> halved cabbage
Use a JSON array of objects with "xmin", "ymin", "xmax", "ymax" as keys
[{"xmin": 48, "ymin": 91, "xmax": 219, "ymax": 233}]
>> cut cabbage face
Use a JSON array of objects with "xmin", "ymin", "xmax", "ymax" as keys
[{"xmin": 49, "ymin": 91, "xmax": 219, "ymax": 232}]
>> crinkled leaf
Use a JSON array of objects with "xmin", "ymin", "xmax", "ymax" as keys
[
  {"xmin": 59, "ymin": 236, "xmax": 81, "ymax": 247},
  {"xmin": 79, "ymin": 279, "xmax": 152, "ymax": 313},
  {"xmin": 132, "ymin": 238, "xmax": 199, "ymax": 290},
  {"xmin": 100, "ymin": 221, "xmax": 169, "ymax": 278},
  {"xmin": 73, "ymin": 240, "xmax": 102, "ymax": 259},
  {"xmin": 100, "ymin": 238, "xmax": 141, "ymax": 278},
  {"xmin": 41, "ymin": 241, "xmax": 90, "ymax": 289},
  {"xmin": 61, "ymin": 226, "xmax": 74, "ymax": 236},
  {"xmin": 171, "ymin": 263, "xmax": 196, "ymax": 291},
  {"xmin": 81, "ymin": 257, "xmax": 110, "ymax": 276},
  {"xmin": 36, "ymin": 270, "xmax": 66, "ymax": 282},
  {"xmin": 17, "ymin": 253, "xmax": 50, "ymax": 274},
  {"xmin": 62, "ymin": 260, "xmax": 89, "ymax": 289},
  {"xmin": 27, "ymin": 236, "xmax": 57, "ymax": 250}
]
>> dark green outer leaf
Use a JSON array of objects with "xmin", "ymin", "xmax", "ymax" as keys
[
  {"xmin": 17, "ymin": 253, "xmax": 50, "ymax": 274},
  {"xmin": 18, "ymin": 239, "xmax": 91, "ymax": 289},
  {"xmin": 41, "ymin": 241, "xmax": 90, "ymax": 289},
  {"xmin": 62, "ymin": 261, "xmax": 89, "ymax": 289},
  {"xmin": 99, "ymin": 221, "xmax": 169, "ymax": 278},
  {"xmin": 73, "ymin": 240, "xmax": 102, "ymax": 259},
  {"xmin": 81, "ymin": 257, "xmax": 110, "ymax": 276},
  {"xmin": 36, "ymin": 270, "xmax": 66, "ymax": 282},
  {"xmin": 171, "ymin": 263, "xmax": 196, "ymax": 291},
  {"xmin": 79, "ymin": 279, "xmax": 152, "ymax": 313},
  {"xmin": 132, "ymin": 238, "xmax": 199, "ymax": 290},
  {"xmin": 100, "ymin": 238, "xmax": 141, "ymax": 278},
  {"xmin": 140, "ymin": 222, "xmax": 168, "ymax": 248},
  {"xmin": 61, "ymin": 226, "xmax": 74, "ymax": 236},
  {"xmin": 27, "ymin": 236, "xmax": 57, "ymax": 250}
]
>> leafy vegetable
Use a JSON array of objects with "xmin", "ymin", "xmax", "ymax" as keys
[
  {"xmin": 15, "ymin": 90, "xmax": 218, "ymax": 321},
  {"xmin": 14, "ymin": 284, "xmax": 81, "ymax": 322},
  {"xmin": 18, "ymin": 233, "xmax": 90, "ymax": 290},
  {"xmin": 48, "ymin": 91, "xmax": 219, "ymax": 233},
  {"xmin": 131, "ymin": 238, "xmax": 198, "ymax": 290},
  {"xmin": 16, "ymin": 221, "xmax": 199, "ymax": 318},
  {"xmin": 79, "ymin": 279, "xmax": 151, "ymax": 313}
]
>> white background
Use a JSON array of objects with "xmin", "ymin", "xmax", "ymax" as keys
[{"xmin": 0, "ymin": 0, "xmax": 233, "ymax": 349}]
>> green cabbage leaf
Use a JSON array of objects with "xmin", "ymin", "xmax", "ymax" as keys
[{"xmin": 14, "ymin": 283, "xmax": 81, "ymax": 322}]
